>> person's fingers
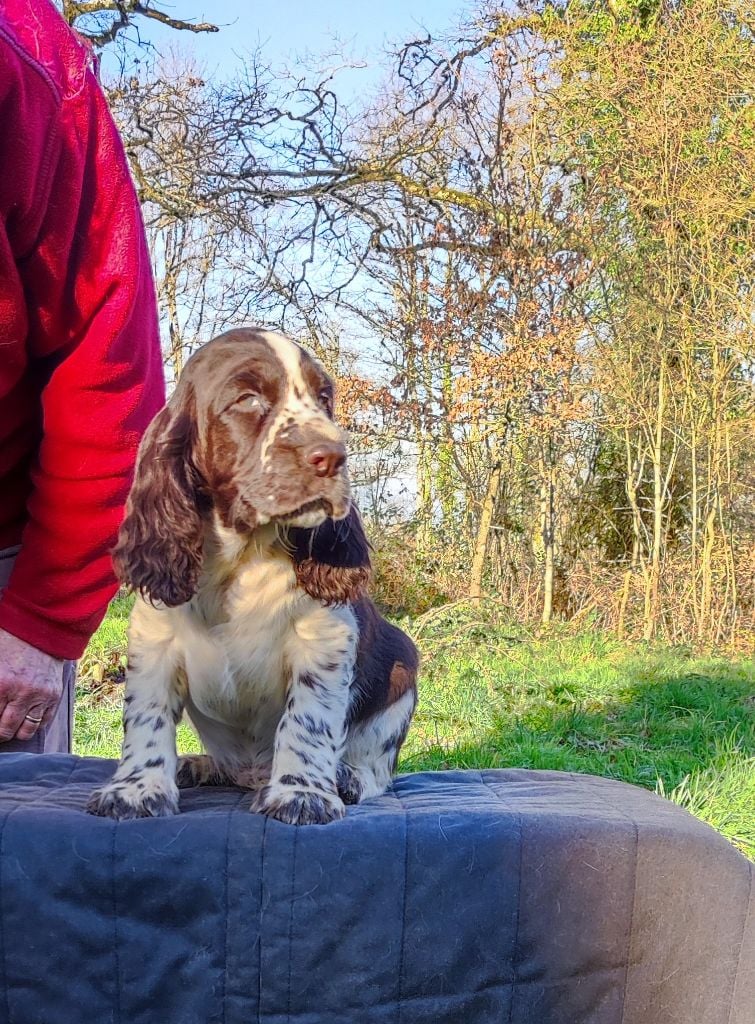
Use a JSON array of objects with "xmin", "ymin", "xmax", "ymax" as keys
[
  {"xmin": 12, "ymin": 703, "xmax": 52, "ymax": 743},
  {"xmin": 0, "ymin": 700, "xmax": 52, "ymax": 742},
  {"xmin": 0, "ymin": 701, "xmax": 28, "ymax": 741}
]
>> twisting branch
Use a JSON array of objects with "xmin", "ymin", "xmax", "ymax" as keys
[{"xmin": 59, "ymin": 0, "xmax": 218, "ymax": 48}]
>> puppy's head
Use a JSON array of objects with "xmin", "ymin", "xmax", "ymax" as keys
[
  {"xmin": 192, "ymin": 328, "xmax": 352, "ymax": 531},
  {"xmin": 114, "ymin": 328, "xmax": 360, "ymax": 605}
]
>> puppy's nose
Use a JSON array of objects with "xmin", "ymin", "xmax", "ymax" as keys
[{"xmin": 306, "ymin": 442, "xmax": 347, "ymax": 478}]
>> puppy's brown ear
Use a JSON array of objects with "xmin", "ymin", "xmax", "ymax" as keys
[
  {"xmin": 289, "ymin": 505, "xmax": 372, "ymax": 605},
  {"xmin": 112, "ymin": 400, "xmax": 207, "ymax": 607}
]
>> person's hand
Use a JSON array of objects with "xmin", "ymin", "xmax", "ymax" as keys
[{"xmin": 0, "ymin": 628, "xmax": 65, "ymax": 742}]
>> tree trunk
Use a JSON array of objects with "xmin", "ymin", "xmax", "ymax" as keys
[
  {"xmin": 415, "ymin": 437, "xmax": 434, "ymax": 556},
  {"xmin": 690, "ymin": 415, "xmax": 700, "ymax": 633},
  {"xmin": 540, "ymin": 451, "xmax": 556, "ymax": 625},
  {"xmin": 469, "ymin": 461, "xmax": 502, "ymax": 602},
  {"xmin": 645, "ymin": 356, "xmax": 666, "ymax": 641},
  {"xmin": 619, "ymin": 429, "xmax": 648, "ymax": 640}
]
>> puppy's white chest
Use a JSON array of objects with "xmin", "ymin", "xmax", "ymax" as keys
[{"xmin": 181, "ymin": 553, "xmax": 300, "ymax": 723}]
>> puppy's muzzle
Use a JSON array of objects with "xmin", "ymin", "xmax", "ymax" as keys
[{"xmin": 306, "ymin": 442, "xmax": 347, "ymax": 479}]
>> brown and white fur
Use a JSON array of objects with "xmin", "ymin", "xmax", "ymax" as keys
[{"xmin": 87, "ymin": 328, "xmax": 418, "ymax": 826}]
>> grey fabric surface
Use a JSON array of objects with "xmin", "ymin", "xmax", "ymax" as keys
[{"xmin": 0, "ymin": 756, "xmax": 751, "ymax": 1024}]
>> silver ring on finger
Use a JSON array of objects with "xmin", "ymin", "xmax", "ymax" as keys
[{"xmin": 24, "ymin": 714, "xmax": 43, "ymax": 724}]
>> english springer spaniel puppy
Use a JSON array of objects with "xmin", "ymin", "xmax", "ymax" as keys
[{"xmin": 87, "ymin": 328, "xmax": 418, "ymax": 825}]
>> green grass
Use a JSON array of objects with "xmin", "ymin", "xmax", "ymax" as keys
[{"xmin": 76, "ymin": 597, "xmax": 755, "ymax": 859}]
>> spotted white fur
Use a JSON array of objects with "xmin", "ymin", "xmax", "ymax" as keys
[
  {"xmin": 341, "ymin": 689, "xmax": 416, "ymax": 801},
  {"xmin": 258, "ymin": 330, "xmax": 343, "ymax": 469}
]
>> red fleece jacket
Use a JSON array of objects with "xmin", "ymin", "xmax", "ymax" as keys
[{"xmin": 0, "ymin": 0, "xmax": 165, "ymax": 659}]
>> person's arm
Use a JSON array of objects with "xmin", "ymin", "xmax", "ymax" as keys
[{"xmin": 0, "ymin": 34, "xmax": 165, "ymax": 681}]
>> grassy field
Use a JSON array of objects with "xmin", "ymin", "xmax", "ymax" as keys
[{"xmin": 77, "ymin": 597, "xmax": 755, "ymax": 859}]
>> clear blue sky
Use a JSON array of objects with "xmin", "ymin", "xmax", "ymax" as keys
[{"xmin": 138, "ymin": 0, "xmax": 472, "ymax": 87}]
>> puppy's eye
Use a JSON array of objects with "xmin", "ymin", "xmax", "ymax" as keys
[
  {"xmin": 319, "ymin": 389, "xmax": 333, "ymax": 411},
  {"xmin": 231, "ymin": 393, "xmax": 265, "ymax": 413}
]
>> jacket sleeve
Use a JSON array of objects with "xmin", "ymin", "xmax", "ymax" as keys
[{"xmin": 0, "ymin": 52, "xmax": 165, "ymax": 660}]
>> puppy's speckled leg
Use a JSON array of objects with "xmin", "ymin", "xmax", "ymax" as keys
[
  {"xmin": 253, "ymin": 605, "xmax": 357, "ymax": 825},
  {"xmin": 88, "ymin": 602, "xmax": 185, "ymax": 819}
]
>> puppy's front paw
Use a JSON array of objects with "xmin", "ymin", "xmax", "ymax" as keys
[
  {"xmin": 252, "ymin": 783, "xmax": 345, "ymax": 825},
  {"xmin": 87, "ymin": 774, "xmax": 179, "ymax": 820}
]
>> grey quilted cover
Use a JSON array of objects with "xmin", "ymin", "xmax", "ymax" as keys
[{"xmin": 0, "ymin": 754, "xmax": 751, "ymax": 1024}]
